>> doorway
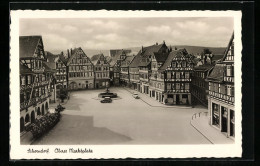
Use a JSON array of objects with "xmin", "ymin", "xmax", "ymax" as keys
[
  {"xmin": 176, "ymin": 95, "xmax": 180, "ymax": 105},
  {"xmin": 221, "ymin": 106, "xmax": 228, "ymax": 133}
]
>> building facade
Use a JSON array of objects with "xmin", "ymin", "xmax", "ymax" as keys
[
  {"xmin": 109, "ymin": 50, "xmax": 130, "ymax": 86},
  {"xmin": 129, "ymin": 42, "xmax": 168, "ymax": 94},
  {"xmin": 67, "ymin": 48, "xmax": 94, "ymax": 90},
  {"xmin": 91, "ymin": 53, "xmax": 110, "ymax": 88},
  {"xmin": 191, "ymin": 64, "xmax": 214, "ymax": 106},
  {"xmin": 149, "ymin": 52, "xmax": 169, "ymax": 103},
  {"xmin": 207, "ymin": 32, "xmax": 235, "ymax": 139},
  {"xmin": 158, "ymin": 49, "xmax": 194, "ymax": 105},
  {"xmin": 120, "ymin": 55, "xmax": 135, "ymax": 86},
  {"xmin": 55, "ymin": 53, "xmax": 67, "ymax": 89},
  {"xmin": 19, "ymin": 36, "xmax": 53, "ymax": 133}
]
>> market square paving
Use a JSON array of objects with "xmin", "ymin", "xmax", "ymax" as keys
[{"xmin": 33, "ymin": 87, "xmax": 210, "ymax": 145}]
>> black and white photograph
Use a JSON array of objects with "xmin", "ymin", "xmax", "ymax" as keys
[{"xmin": 10, "ymin": 10, "xmax": 242, "ymax": 159}]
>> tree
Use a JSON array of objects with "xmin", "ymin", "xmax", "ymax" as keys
[{"xmin": 59, "ymin": 88, "xmax": 68, "ymax": 103}]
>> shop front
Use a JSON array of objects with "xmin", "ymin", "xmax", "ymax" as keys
[{"xmin": 209, "ymin": 98, "xmax": 235, "ymax": 139}]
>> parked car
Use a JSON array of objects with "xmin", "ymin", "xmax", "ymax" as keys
[
  {"xmin": 132, "ymin": 93, "xmax": 140, "ymax": 99},
  {"xmin": 100, "ymin": 97, "xmax": 112, "ymax": 103}
]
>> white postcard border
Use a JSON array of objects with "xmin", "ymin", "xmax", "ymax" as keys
[{"xmin": 10, "ymin": 10, "xmax": 242, "ymax": 159}]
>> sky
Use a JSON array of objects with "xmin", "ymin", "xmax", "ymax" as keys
[{"xmin": 20, "ymin": 17, "xmax": 233, "ymax": 53}]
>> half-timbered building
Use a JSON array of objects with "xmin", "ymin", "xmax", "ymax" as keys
[
  {"xmin": 206, "ymin": 32, "xmax": 235, "ymax": 139},
  {"xmin": 91, "ymin": 53, "xmax": 110, "ymax": 88},
  {"xmin": 120, "ymin": 55, "xmax": 135, "ymax": 86},
  {"xmin": 109, "ymin": 49, "xmax": 130, "ymax": 86},
  {"xmin": 19, "ymin": 36, "xmax": 53, "ymax": 133},
  {"xmin": 129, "ymin": 42, "xmax": 168, "ymax": 94},
  {"xmin": 149, "ymin": 51, "xmax": 169, "ymax": 103},
  {"xmin": 66, "ymin": 47, "xmax": 94, "ymax": 90},
  {"xmin": 158, "ymin": 48, "xmax": 194, "ymax": 105}
]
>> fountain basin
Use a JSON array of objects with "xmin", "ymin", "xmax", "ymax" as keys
[{"xmin": 98, "ymin": 92, "xmax": 117, "ymax": 98}]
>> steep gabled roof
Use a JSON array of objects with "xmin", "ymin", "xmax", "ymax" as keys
[
  {"xmin": 158, "ymin": 49, "xmax": 187, "ymax": 72},
  {"xmin": 121, "ymin": 55, "xmax": 135, "ymax": 68},
  {"xmin": 153, "ymin": 52, "xmax": 168, "ymax": 63},
  {"xmin": 43, "ymin": 62, "xmax": 56, "ymax": 73},
  {"xmin": 194, "ymin": 63, "xmax": 215, "ymax": 71},
  {"xmin": 110, "ymin": 49, "xmax": 132, "ymax": 67},
  {"xmin": 129, "ymin": 43, "xmax": 165, "ymax": 68},
  {"xmin": 110, "ymin": 49, "xmax": 131, "ymax": 58},
  {"xmin": 206, "ymin": 64, "xmax": 225, "ymax": 83},
  {"xmin": 91, "ymin": 53, "xmax": 108, "ymax": 66},
  {"xmin": 66, "ymin": 47, "xmax": 88, "ymax": 65},
  {"xmin": 221, "ymin": 31, "xmax": 234, "ymax": 62},
  {"xmin": 45, "ymin": 51, "xmax": 59, "ymax": 63},
  {"xmin": 20, "ymin": 63, "xmax": 34, "ymax": 74},
  {"xmin": 19, "ymin": 36, "xmax": 43, "ymax": 58}
]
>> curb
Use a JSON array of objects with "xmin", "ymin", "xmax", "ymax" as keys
[
  {"xmin": 190, "ymin": 120, "xmax": 214, "ymax": 144},
  {"xmin": 123, "ymin": 87, "xmax": 192, "ymax": 109}
]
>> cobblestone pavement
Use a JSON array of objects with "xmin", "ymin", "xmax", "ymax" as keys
[{"xmin": 33, "ymin": 87, "xmax": 212, "ymax": 145}]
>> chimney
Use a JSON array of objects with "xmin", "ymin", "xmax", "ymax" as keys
[
  {"xmin": 141, "ymin": 46, "xmax": 144, "ymax": 53},
  {"xmin": 67, "ymin": 49, "xmax": 70, "ymax": 58},
  {"xmin": 163, "ymin": 40, "xmax": 165, "ymax": 45},
  {"xmin": 70, "ymin": 48, "xmax": 73, "ymax": 56},
  {"xmin": 203, "ymin": 54, "xmax": 207, "ymax": 64},
  {"xmin": 169, "ymin": 46, "xmax": 172, "ymax": 52},
  {"xmin": 156, "ymin": 42, "xmax": 158, "ymax": 45}
]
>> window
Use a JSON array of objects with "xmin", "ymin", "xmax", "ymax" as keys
[
  {"xmin": 185, "ymin": 72, "xmax": 189, "ymax": 79},
  {"xmin": 172, "ymin": 62, "xmax": 176, "ymax": 67},
  {"xmin": 181, "ymin": 83, "xmax": 184, "ymax": 90},
  {"xmin": 182, "ymin": 61, "xmax": 186, "ymax": 67},
  {"xmin": 167, "ymin": 83, "xmax": 171, "ymax": 90},
  {"xmin": 21, "ymin": 76, "xmax": 26, "ymax": 85},
  {"xmin": 27, "ymin": 75, "xmax": 31, "ymax": 84},
  {"xmin": 185, "ymin": 83, "xmax": 190, "ymax": 90},
  {"xmin": 176, "ymin": 72, "xmax": 180, "ymax": 79},
  {"xmin": 231, "ymin": 86, "xmax": 234, "ymax": 96},
  {"xmin": 226, "ymin": 65, "xmax": 234, "ymax": 76},
  {"xmin": 227, "ymin": 85, "xmax": 231, "ymax": 96},
  {"xmin": 176, "ymin": 83, "xmax": 180, "ymax": 89}
]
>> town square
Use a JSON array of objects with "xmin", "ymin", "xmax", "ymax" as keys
[{"xmin": 18, "ymin": 16, "xmax": 235, "ymax": 146}]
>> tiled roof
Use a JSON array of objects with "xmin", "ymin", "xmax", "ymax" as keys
[
  {"xmin": 206, "ymin": 64, "xmax": 225, "ymax": 82},
  {"xmin": 43, "ymin": 62, "xmax": 55, "ymax": 73},
  {"xmin": 153, "ymin": 52, "xmax": 168, "ymax": 62},
  {"xmin": 121, "ymin": 56, "xmax": 135, "ymax": 68},
  {"xmin": 20, "ymin": 63, "xmax": 33, "ymax": 74},
  {"xmin": 194, "ymin": 64, "xmax": 215, "ymax": 71},
  {"xmin": 19, "ymin": 36, "xmax": 42, "ymax": 58},
  {"xmin": 45, "ymin": 51, "xmax": 58, "ymax": 63},
  {"xmin": 66, "ymin": 47, "xmax": 85, "ymax": 65},
  {"xmin": 110, "ymin": 49, "xmax": 132, "ymax": 66},
  {"xmin": 110, "ymin": 49, "xmax": 131, "ymax": 58},
  {"xmin": 158, "ymin": 49, "xmax": 187, "ymax": 72},
  {"xmin": 91, "ymin": 53, "xmax": 104, "ymax": 65},
  {"xmin": 129, "ymin": 44, "xmax": 164, "ymax": 68}
]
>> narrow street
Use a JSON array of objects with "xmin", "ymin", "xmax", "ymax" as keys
[{"xmin": 33, "ymin": 87, "xmax": 210, "ymax": 145}]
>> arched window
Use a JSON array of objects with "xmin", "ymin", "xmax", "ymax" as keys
[
  {"xmin": 31, "ymin": 111, "xmax": 35, "ymax": 123},
  {"xmin": 20, "ymin": 117, "xmax": 24, "ymax": 132},
  {"xmin": 37, "ymin": 107, "xmax": 41, "ymax": 115},
  {"xmin": 45, "ymin": 102, "xmax": 48, "ymax": 111},
  {"xmin": 25, "ymin": 114, "xmax": 30, "ymax": 123},
  {"xmin": 42, "ymin": 104, "xmax": 45, "ymax": 115}
]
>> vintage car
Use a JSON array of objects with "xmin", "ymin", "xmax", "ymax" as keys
[
  {"xmin": 100, "ymin": 97, "xmax": 112, "ymax": 103},
  {"xmin": 132, "ymin": 93, "xmax": 140, "ymax": 99}
]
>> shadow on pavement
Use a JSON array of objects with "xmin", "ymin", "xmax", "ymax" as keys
[{"xmin": 33, "ymin": 114, "xmax": 132, "ymax": 145}]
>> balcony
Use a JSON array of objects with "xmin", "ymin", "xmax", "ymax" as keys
[
  {"xmin": 209, "ymin": 91, "xmax": 234, "ymax": 104},
  {"xmin": 165, "ymin": 78, "xmax": 191, "ymax": 82},
  {"xmin": 20, "ymin": 98, "xmax": 37, "ymax": 111},
  {"xmin": 140, "ymin": 77, "xmax": 148, "ymax": 82},
  {"xmin": 139, "ymin": 69, "xmax": 148, "ymax": 73},
  {"xmin": 32, "ymin": 68, "xmax": 44, "ymax": 73}
]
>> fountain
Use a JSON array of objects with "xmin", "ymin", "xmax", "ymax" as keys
[{"xmin": 98, "ymin": 87, "xmax": 117, "ymax": 98}]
